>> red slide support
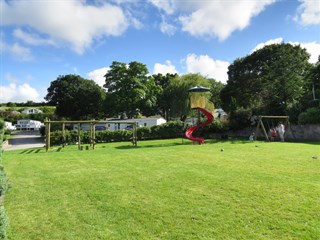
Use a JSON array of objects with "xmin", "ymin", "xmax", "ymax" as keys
[{"xmin": 185, "ymin": 107, "xmax": 214, "ymax": 144}]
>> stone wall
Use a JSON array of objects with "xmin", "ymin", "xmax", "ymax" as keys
[{"xmin": 219, "ymin": 124, "xmax": 320, "ymax": 141}]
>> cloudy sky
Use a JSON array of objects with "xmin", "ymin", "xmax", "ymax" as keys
[{"xmin": 0, "ymin": 0, "xmax": 319, "ymax": 103}]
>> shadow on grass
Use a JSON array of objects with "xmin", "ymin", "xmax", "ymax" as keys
[
  {"xmin": 116, "ymin": 141, "xmax": 191, "ymax": 150},
  {"xmin": 19, "ymin": 148, "xmax": 45, "ymax": 154}
]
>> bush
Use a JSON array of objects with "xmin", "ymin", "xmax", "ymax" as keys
[
  {"xmin": 307, "ymin": 99, "xmax": 320, "ymax": 108},
  {"xmin": 0, "ymin": 206, "xmax": 8, "ymax": 240},
  {"xmin": 298, "ymin": 107, "xmax": 320, "ymax": 124},
  {"xmin": 137, "ymin": 127, "xmax": 152, "ymax": 140},
  {"xmin": 48, "ymin": 121, "xmax": 189, "ymax": 145},
  {"xmin": 207, "ymin": 120, "xmax": 229, "ymax": 133},
  {"xmin": 229, "ymin": 108, "xmax": 252, "ymax": 130},
  {"xmin": 39, "ymin": 126, "xmax": 45, "ymax": 136},
  {"xmin": 0, "ymin": 122, "xmax": 8, "ymax": 240}
]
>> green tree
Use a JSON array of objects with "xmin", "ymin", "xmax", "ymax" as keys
[
  {"xmin": 167, "ymin": 73, "xmax": 211, "ymax": 121},
  {"xmin": 104, "ymin": 61, "xmax": 159, "ymax": 118},
  {"xmin": 209, "ymin": 79, "xmax": 224, "ymax": 108},
  {"xmin": 221, "ymin": 43, "xmax": 311, "ymax": 115},
  {"xmin": 152, "ymin": 73, "xmax": 179, "ymax": 120},
  {"xmin": 45, "ymin": 74, "xmax": 106, "ymax": 120}
]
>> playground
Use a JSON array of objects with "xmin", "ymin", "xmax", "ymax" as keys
[{"xmin": 3, "ymin": 138, "xmax": 320, "ymax": 239}]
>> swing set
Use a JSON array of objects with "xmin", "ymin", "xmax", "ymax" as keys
[{"xmin": 254, "ymin": 115, "xmax": 289, "ymax": 141}]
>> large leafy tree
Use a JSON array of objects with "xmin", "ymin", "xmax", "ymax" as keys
[
  {"xmin": 152, "ymin": 73, "xmax": 179, "ymax": 120},
  {"xmin": 166, "ymin": 73, "xmax": 211, "ymax": 121},
  {"xmin": 221, "ymin": 43, "xmax": 311, "ymax": 115},
  {"xmin": 209, "ymin": 78, "xmax": 225, "ymax": 108},
  {"xmin": 45, "ymin": 74, "xmax": 106, "ymax": 119},
  {"xmin": 104, "ymin": 61, "xmax": 160, "ymax": 118}
]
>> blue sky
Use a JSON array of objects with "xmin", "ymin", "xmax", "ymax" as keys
[{"xmin": 0, "ymin": 0, "xmax": 319, "ymax": 103}]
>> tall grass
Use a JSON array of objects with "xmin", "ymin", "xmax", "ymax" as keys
[{"xmin": 3, "ymin": 139, "xmax": 320, "ymax": 239}]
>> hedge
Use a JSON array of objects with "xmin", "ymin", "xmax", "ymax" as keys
[
  {"xmin": 48, "ymin": 121, "xmax": 189, "ymax": 145},
  {"xmin": 47, "ymin": 120, "xmax": 231, "ymax": 146},
  {"xmin": 298, "ymin": 107, "xmax": 320, "ymax": 124},
  {"xmin": 0, "ymin": 121, "xmax": 8, "ymax": 240}
]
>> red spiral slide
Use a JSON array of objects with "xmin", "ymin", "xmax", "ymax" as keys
[{"xmin": 185, "ymin": 107, "xmax": 214, "ymax": 144}]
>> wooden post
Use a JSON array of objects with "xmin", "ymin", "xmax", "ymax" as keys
[
  {"xmin": 92, "ymin": 122, "xmax": 96, "ymax": 149},
  {"xmin": 62, "ymin": 122, "xmax": 65, "ymax": 147},
  {"xmin": 260, "ymin": 120, "xmax": 269, "ymax": 141},
  {"xmin": 90, "ymin": 121, "xmax": 93, "ymax": 148},
  {"xmin": 132, "ymin": 123, "xmax": 137, "ymax": 146},
  {"xmin": 46, "ymin": 119, "xmax": 51, "ymax": 152},
  {"xmin": 78, "ymin": 123, "xmax": 81, "ymax": 150},
  {"xmin": 254, "ymin": 117, "xmax": 261, "ymax": 141}
]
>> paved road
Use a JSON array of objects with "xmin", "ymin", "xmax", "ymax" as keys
[{"xmin": 3, "ymin": 131, "xmax": 45, "ymax": 151}]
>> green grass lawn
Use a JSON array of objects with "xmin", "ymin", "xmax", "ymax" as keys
[{"xmin": 3, "ymin": 139, "xmax": 320, "ymax": 239}]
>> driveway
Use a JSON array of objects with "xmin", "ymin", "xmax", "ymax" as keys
[{"xmin": 3, "ymin": 131, "xmax": 45, "ymax": 151}]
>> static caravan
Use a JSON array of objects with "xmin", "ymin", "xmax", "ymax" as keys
[{"xmin": 15, "ymin": 119, "xmax": 43, "ymax": 130}]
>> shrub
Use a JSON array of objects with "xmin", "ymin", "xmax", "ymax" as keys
[
  {"xmin": 39, "ymin": 126, "xmax": 45, "ymax": 136},
  {"xmin": 207, "ymin": 120, "xmax": 229, "ymax": 133},
  {"xmin": 48, "ymin": 121, "xmax": 190, "ymax": 145},
  {"xmin": 229, "ymin": 108, "xmax": 252, "ymax": 130},
  {"xmin": 0, "ymin": 121, "xmax": 8, "ymax": 240},
  {"xmin": 298, "ymin": 107, "xmax": 320, "ymax": 124},
  {"xmin": 137, "ymin": 127, "xmax": 152, "ymax": 140},
  {"xmin": 0, "ymin": 206, "xmax": 8, "ymax": 240},
  {"xmin": 307, "ymin": 99, "xmax": 320, "ymax": 108}
]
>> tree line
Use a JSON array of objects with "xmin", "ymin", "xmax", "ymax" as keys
[{"xmin": 3, "ymin": 43, "xmax": 320, "ymax": 126}]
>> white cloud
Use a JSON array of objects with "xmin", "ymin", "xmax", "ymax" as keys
[
  {"xmin": 87, "ymin": 67, "xmax": 110, "ymax": 87},
  {"xmin": 178, "ymin": 0, "xmax": 276, "ymax": 40},
  {"xmin": 160, "ymin": 18, "xmax": 177, "ymax": 36},
  {"xmin": 13, "ymin": 28, "xmax": 56, "ymax": 46},
  {"xmin": 1, "ymin": 39, "xmax": 34, "ymax": 61},
  {"xmin": 252, "ymin": 38, "xmax": 320, "ymax": 63},
  {"xmin": 295, "ymin": 0, "xmax": 320, "ymax": 25},
  {"xmin": 292, "ymin": 41, "xmax": 320, "ymax": 64},
  {"xmin": 153, "ymin": 60, "xmax": 178, "ymax": 74},
  {"xmin": 148, "ymin": 0, "xmax": 175, "ymax": 14},
  {"xmin": 185, "ymin": 54, "xmax": 229, "ymax": 83},
  {"xmin": 251, "ymin": 37, "xmax": 284, "ymax": 52},
  {"xmin": 11, "ymin": 43, "xmax": 33, "ymax": 61},
  {"xmin": 0, "ymin": 83, "xmax": 41, "ymax": 103},
  {"xmin": 1, "ymin": 0, "xmax": 130, "ymax": 54}
]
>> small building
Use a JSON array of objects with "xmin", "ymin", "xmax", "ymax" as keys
[
  {"xmin": 108, "ymin": 117, "xmax": 167, "ymax": 131},
  {"xmin": 72, "ymin": 117, "xmax": 167, "ymax": 131},
  {"xmin": 214, "ymin": 108, "xmax": 228, "ymax": 121},
  {"xmin": 21, "ymin": 108, "xmax": 43, "ymax": 114},
  {"xmin": 4, "ymin": 121, "xmax": 16, "ymax": 131},
  {"xmin": 15, "ymin": 119, "xmax": 43, "ymax": 130}
]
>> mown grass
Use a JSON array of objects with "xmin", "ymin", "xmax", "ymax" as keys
[{"xmin": 3, "ymin": 139, "xmax": 320, "ymax": 239}]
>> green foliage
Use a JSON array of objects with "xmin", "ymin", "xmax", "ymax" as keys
[
  {"xmin": 209, "ymin": 79, "xmax": 225, "ymax": 108},
  {"xmin": 50, "ymin": 130, "xmax": 133, "ymax": 145},
  {"xmin": 207, "ymin": 120, "xmax": 229, "ymax": 133},
  {"xmin": 149, "ymin": 121, "xmax": 188, "ymax": 139},
  {"xmin": 167, "ymin": 73, "xmax": 211, "ymax": 121},
  {"xmin": 48, "ymin": 121, "xmax": 188, "ymax": 145},
  {"xmin": 298, "ymin": 107, "xmax": 320, "ymax": 124},
  {"xmin": 307, "ymin": 99, "xmax": 320, "ymax": 108},
  {"xmin": 0, "ymin": 206, "xmax": 8, "ymax": 240},
  {"xmin": 0, "ymin": 122, "xmax": 8, "ymax": 240},
  {"xmin": 221, "ymin": 43, "xmax": 311, "ymax": 115},
  {"xmin": 104, "ymin": 61, "xmax": 159, "ymax": 118},
  {"xmin": 151, "ymin": 73, "xmax": 179, "ymax": 120},
  {"xmin": 45, "ymin": 74, "xmax": 106, "ymax": 120},
  {"xmin": 229, "ymin": 108, "xmax": 252, "ymax": 130},
  {"xmin": 136, "ymin": 127, "xmax": 152, "ymax": 140}
]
